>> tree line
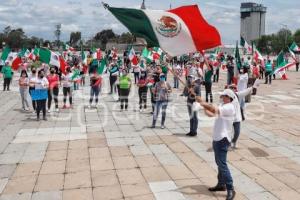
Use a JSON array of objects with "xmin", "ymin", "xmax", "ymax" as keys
[
  {"xmin": 255, "ymin": 28, "xmax": 300, "ymax": 54},
  {"xmin": 0, "ymin": 26, "xmax": 135, "ymax": 50}
]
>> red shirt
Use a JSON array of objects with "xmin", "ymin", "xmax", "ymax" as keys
[{"xmin": 47, "ymin": 75, "xmax": 59, "ymax": 89}]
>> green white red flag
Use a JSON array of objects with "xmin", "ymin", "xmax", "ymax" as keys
[
  {"xmin": 128, "ymin": 47, "xmax": 138, "ymax": 65},
  {"xmin": 240, "ymin": 36, "xmax": 252, "ymax": 54},
  {"xmin": 39, "ymin": 48, "xmax": 60, "ymax": 67},
  {"xmin": 290, "ymin": 42, "xmax": 300, "ymax": 52},
  {"xmin": 106, "ymin": 4, "xmax": 221, "ymax": 56}
]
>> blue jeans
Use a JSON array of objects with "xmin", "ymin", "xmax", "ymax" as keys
[
  {"xmin": 174, "ymin": 77, "xmax": 179, "ymax": 88},
  {"xmin": 232, "ymin": 122, "xmax": 241, "ymax": 143},
  {"xmin": 90, "ymin": 86, "xmax": 101, "ymax": 104},
  {"xmin": 152, "ymin": 101, "xmax": 168, "ymax": 126},
  {"xmin": 213, "ymin": 138, "xmax": 233, "ymax": 190},
  {"xmin": 187, "ymin": 103, "xmax": 198, "ymax": 134}
]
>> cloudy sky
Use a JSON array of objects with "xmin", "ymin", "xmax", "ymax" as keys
[{"xmin": 0, "ymin": 0, "xmax": 299, "ymax": 44}]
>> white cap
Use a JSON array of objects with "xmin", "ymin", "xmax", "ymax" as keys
[{"xmin": 219, "ymin": 89, "xmax": 236, "ymax": 100}]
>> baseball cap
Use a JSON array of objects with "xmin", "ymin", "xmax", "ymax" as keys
[{"xmin": 219, "ymin": 89, "xmax": 235, "ymax": 100}]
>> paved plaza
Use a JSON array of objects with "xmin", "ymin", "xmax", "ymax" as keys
[{"xmin": 0, "ymin": 69, "xmax": 300, "ymax": 200}]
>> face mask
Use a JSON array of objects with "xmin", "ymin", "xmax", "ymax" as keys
[
  {"xmin": 50, "ymin": 70, "xmax": 55, "ymax": 74},
  {"xmin": 160, "ymin": 77, "xmax": 165, "ymax": 81}
]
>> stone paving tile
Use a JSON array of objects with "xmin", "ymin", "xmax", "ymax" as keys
[
  {"xmin": 0, "ymin": 193, "xmax": 32, "ymax": 200},
  {"xmin": 12, "ymin": 162, "xmax": 41, "ymax": 178},
  {"xmin": 2, "ymin": 175, "xmax": 37, "ymax": 194},
  {"xmin": 141, "ymin": 167, "xmax": 171, "ymax": 182},
  {"xmin": 44, "ymin": 150, "xmax": 67, "ymax": 161},
  {"xmin": 109, "ymin": 146, "xmax": 132, "ymax": 157},
  {"xmin": 93, "ymin": 185, "xmax": 123, "ymax": 200},
  {"xmin": 0, "ymin": 164, "xmax": 17, "ymax": 179},
  {"xmin": 135, "ymin": 155, "xmax": 160, "ymax": 169},
  {"xmin": 66, "ymin": 159, "xmax": 90, "ymax": 173},
  {"xmin": 64, "ymin": 171, "xmax": 92, "ymax": 189},
  {"xmin": 39, "ymin": 160, "xmax": 66, "ymax": 174},
  {"xmin": 89, "ymin": 147, "xmax": 110, "ymax": 158},
  {"xmin": 31, "ymin": 191, "xmax": 62, "ymax": 200},
  {"xmin": 117, "ymin": 168, "xmax": 146, "ymax": 185},
  {"xmin": 0, "ymin": 178, "xmax": 8, "ymax": 194},
  {"xmin": 91, "ymin": 170, "xmax": 119, "ymax": 187},
  {"xmin": 121, "ymin": 183, "xmax": 152, "ymax": 198},
  {"xmin": 34, "ymin": 174, "xmax": 64, "ymax": 192},
  {"xmin": 90, "ymin": 157, "xmax": 114, "ymax": 171},
  {"xmin": 112, "ymin": 156, "xmax": 137, "ymax": 169},
  {"xmin": 63, "ymin": 188, "xmax": 93, "ymax": 200}
]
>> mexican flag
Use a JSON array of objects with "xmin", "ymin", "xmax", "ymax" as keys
[
  {"xmin": 81, "ymin": 49, "xmax": 87, "ymax": 65},
  {"xmin": 128, "ymin": 47, "xmax": 138, "ymax": 65},
  {"xmin": 240, "ymin": 36, "xmax": 252, "ymax": 54},
  {"xmin": 29, "ymin": 48, "xmax": 40, "ymax": 61},
  {"xmin": 11, "ymin": 52, "xmax": 22, "ymax": 70},
  {"xmin": 234, "ymin": 41, "xmax": 241, "ymax": 84},
  {"xmin": 253, "ymin": 46, "xmax": 264, "ymax": 66},
  {"xmin": 290, "ymin": 42, "xmax": 300, "ymax": 52},
  {"xmin": 93, "ymin": 49, "xmax": 102, "ymax": 60},
  {"xmin": 63, "ymin": 44, "xmax": 75, "ymax": 51},
  {"xmin": 152, "ymin": 47, "xmax": 163, "ymax": 61},
  {"xmin": 106, "ymin": 4, "xmax": 221, "ymax": 56},
  {"xmin": 142, "ymin": 47, "xmax": 153, "ymax": 63},
  {"xmin": 273, "ymin": 51, "xmax": 295, "ymax": 76},
  {"xmin": 71, "ymin": 68, "xmax": 81, "ymax": 81},
  {"xmin": 39, "ymin": 48, "xmax": 60, "ymax": 67},
  {"xmin": 1, "ymin": 46, "xmax": 11, "ymax": 61},
  {"xmin": 97, "ymin": 58, "xmax": 107, "ymax": 75},
  {"xmin": 59, "ymin": 56, "xmax": 67, "ymax": 75},
  {"xmin": 289, "ymin": 48, "xmax": 296, "ymax": 61}
]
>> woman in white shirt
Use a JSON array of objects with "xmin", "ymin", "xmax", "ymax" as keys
[
  {"xmin": 34, "ymin": 70, "xmax": 49, "ymax": 121},
  {"xmin": 61, "ymin": 67, "xmax": 73, "ymax": 109}
]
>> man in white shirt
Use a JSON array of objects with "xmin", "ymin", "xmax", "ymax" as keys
[{"xmin": 196, "ymin": 89, "xmax": 236, "ymax": 200}]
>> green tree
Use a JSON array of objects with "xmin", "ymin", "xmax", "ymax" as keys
[
  {"xmin": 294, "ymin": 29, "xmax": 300, "ymax": 44},
  {"xmin": 94, "ymin": 29, "xmax": 116, "ymax": 46},
  {"xmin": 69, "ymin": 31, "xmax": 81, "ymax": 47}
]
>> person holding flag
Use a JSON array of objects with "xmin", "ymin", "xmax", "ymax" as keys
[
  {"xmin": 34, "ymin": 70, "xmax": 49, "ymax": 121},
  {"xmin": 89, "ymin": 70, "xmax": 102, "ymax": 109},
  {"xmin": 47, "ymin": 66, "xmax": 60, "ymax": 112},
  {"xmin": 61, "ymin": 67, "xmax": 74, "ymax": 109},
  {"xmin": 1, "ymin": 61, "xmax": 13, "ymax": 91},
  {"xmin": 195, "ymin": 90, "xmax": 236, "ymax": 200},
  {"xmin": 109, "ymin": 59, "xmax": 119, "ymax": 94}
]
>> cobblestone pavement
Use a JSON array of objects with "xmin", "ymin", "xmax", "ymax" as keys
[{"xmin": 0, "ymin": 68, "xmax": 300, "ymax": 200}]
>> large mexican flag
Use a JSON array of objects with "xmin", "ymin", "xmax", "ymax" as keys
[
  {"xmin": 39, "ymin": 48, "xmax": 60, "ymax": 67},
  {"xmin": 106, "ymin": 4, "xmax": 221, "ymax": 56}
]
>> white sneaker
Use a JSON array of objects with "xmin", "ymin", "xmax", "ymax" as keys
[
  {"xmin": 161, "ymin": 125, "xmax": 165, "ymax": 129},
  {"xmin": 55, "ymin": 108, "xmax": 59, "ymax": 112},
  {"xmin": 25, "ymin": 108, "xmax": 29, "ymax": 111},
  {"xmin": 47, "ymin": 110, "xmax": 51, "ymax": 113},
  {"xmin": 88, "ymin": 105, "xmax": 91, "ymax": 109}
]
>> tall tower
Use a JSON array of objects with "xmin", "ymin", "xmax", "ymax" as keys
[
  {"xmin": 141, "ymin": 0, "xmax": 146, "ymax": 9},
  {"xmin": 240, "ymin": 2, "xmax": 266, "ymax": 43}
]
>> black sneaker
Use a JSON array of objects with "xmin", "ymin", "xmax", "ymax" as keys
[
  {"xmin": 226, "ymin": 190, "xmax": 236, "ymax": 200},
  {"xmin": 43, "ymin": 117, "xmax": 47, "ymax": 121},
  {"xmin": 208, "ymin": 185, "xmax": 226, "ymax": 192}
]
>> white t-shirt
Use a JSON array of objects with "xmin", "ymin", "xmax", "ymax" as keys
[
  {"xmin": 133, "ymin": 65, "xmax": 141, "ymax": 73},
  {"xmin": 62, "ymin": 73, "xmax": 73, "ymax": 88},
  {"xmin": 35, "ymin": 77, "xmax": 49, "ymax": 90},
  {"xmin": 237, "ymin": 73, "xmax": 248, "ymax": 92},
  {"xmin": 213, "ymin": 103, "xmax": 235, "ymax": 142}
]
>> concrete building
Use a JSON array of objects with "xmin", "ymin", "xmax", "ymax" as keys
[{"xmin": 240, "ymin": 2, "xmax": 267, "ymax": 43}]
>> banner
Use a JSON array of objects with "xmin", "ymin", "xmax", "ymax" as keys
[{"xmin": 30, "ymin": 89, "xmax": 48, "ymax": 100}]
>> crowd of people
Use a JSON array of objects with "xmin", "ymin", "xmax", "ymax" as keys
[{"xmin": 0, "ymin": 46, "xmax": 298, "ymax": 200}]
